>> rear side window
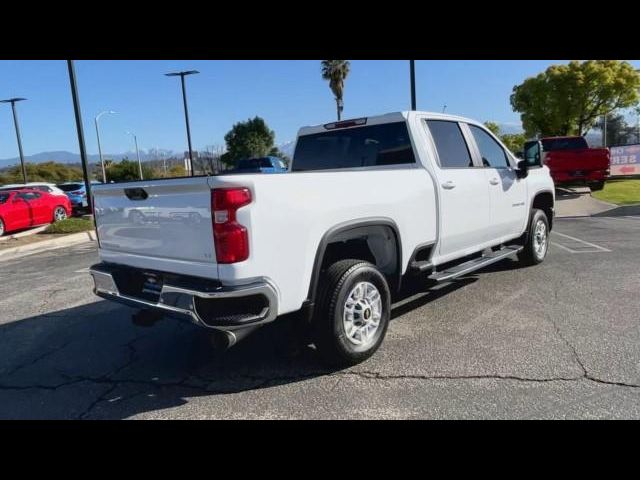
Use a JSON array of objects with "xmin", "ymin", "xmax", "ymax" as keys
[
  {"xmin": 542, "ymin": 137, "xmax": 588, "ymax": 151},
  {"xmin": 17, "ymin": 192, "xmax": 41, "ymax": 201},
  {"xmin": 468, "ymin": 125, "xmax": 509, "ymax": 168},
  {"xmin": 426, "ymin": 120, "xmax": 474, "ymax": 168},
  {"xmin": 292, "ymin": 122, "xmax": 416, "ymax": 171}
]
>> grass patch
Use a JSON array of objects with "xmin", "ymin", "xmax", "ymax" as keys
[
  {"xmin": 592, "ymin": 179, "xmax": 640, "ymax": 205},
  {"xmin": 44, "ymin": 218, "xmax": 94, "ymax": 234}
]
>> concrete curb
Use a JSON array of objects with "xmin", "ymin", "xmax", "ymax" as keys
[
  {"xmin": 0, "ymin": 224, "xmax": 50, "ymax": 242},
  {"xmin": 0, "ymin": 230, "xmax": 96, "ymax": 262}
]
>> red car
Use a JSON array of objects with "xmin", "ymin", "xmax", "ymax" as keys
[
  {"xmin": 541, "ymin": 136, "xmax": 610, "ymax": 191},
  {"xmin": 0, "ymin": 189, "xmax": 71, "ymax": 237}
]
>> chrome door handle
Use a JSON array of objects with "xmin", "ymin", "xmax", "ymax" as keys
[
  {"xmin": 489, "ymin": 178, "xmax": 500, "ymax": 186},
  {"xmin": 441, "ymin": 181, "xmax": 456, "ymax": 190}
]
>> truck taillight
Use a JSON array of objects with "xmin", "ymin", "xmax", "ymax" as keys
[{"xmin": 212, "ymin": 188, "xmax": 251, "ymax": 263}]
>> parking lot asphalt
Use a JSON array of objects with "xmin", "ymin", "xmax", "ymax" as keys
[{"xmin": 1, "ymin": 216, "xmax": 639, "ymax": 419}]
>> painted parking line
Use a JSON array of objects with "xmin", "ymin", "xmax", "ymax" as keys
[{"xmin": 551, "ymin": 231, "xmax": 611, "ymax": 254}]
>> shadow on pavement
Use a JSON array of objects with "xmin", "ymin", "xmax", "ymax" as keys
[{"xmin": 0, "ymin": 272, "xmax": 481, "ymax": 419}]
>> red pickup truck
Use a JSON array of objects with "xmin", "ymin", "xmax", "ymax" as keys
[{"xmin": 541, "ymin": 136, "xmax": 610, "ymax": 191}]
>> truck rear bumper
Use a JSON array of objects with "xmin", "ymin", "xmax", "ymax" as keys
[{"xmin": 89, "ymin": 263, "xmax": 278, "ymax": 331}]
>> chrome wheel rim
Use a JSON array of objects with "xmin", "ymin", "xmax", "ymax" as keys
[
  {"xmin": 533, "ymin": 220, "xmax": 547, "ymax": 259},
  {"xmin": 54, "ymin": 207, "xmax": 67, "ymax": 222},
  {"xmin": 343, "ymin": 282, "xmax": 382, "ymax": 347},
  {"xmin": 0, "ymin": 220, "xmax": 4, "ymax": 236}
]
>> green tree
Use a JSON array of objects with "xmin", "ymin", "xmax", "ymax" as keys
[
  {"xmin": 321, "ymin": 60, "xmax": 351, "ymax": 120},
  {"xmin": 222, "ymin": 117, "xmax": 276, "ymax": 166},
  {"xmin": 511, "ymin": 60, "xmax": 640, "ymax": 137},
  {"xmin": 500, "ymin": 133, "xmax": 527, "ymax": 154},
  {"xmin": 483, "ymin": 122, "xmax": 527, "ymax": 154},
  {"xmin": 483, "ymin": 121, "xmax": 501, "ymax": 136},
  {"xmin": 106, "ymin": 159, "xmax": 155, "ymax": 183}
]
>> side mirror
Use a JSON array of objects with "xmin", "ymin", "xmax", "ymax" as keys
[
  {"xmin": 516, "ymin": 159, "xmax": 529, "ymax": 179},
  {"xmin": 523, "ymin": 140, "xmax": 543, "ymax": 167}
]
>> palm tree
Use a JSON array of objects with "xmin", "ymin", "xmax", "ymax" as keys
[{"xmin": 321, "ymin": 60, "xmax": 350, "ymax": 120}]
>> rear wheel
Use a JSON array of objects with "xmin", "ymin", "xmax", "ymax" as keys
[
  {"xmin": 0, "ymin": 218, "xmax": 5, "ymax": 237},
  {"xmin": 53, "ymin": 206, "xmax": 67, "ymax": 222},
  {"xmin": 589, "ymin": 181, "xmax": 605, "ymax": 192},
  {"xmin": 312, "ymin": 259, "xmax": 391, "ymax": 367},
  {"xmin": 518, "ymin": 209, "xmax": 549, "ymax": 266}
]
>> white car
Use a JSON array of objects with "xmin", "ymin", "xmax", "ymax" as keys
[
  {"xmin": 90, "ymin": 111, "xmax": 554, "ymax": 366},
  {"xmin": 0, "ymin": 182, "xmax": 68, "ymax": 197}
]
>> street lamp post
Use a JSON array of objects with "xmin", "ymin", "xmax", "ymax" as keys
[
  {"xmin": 126, "ymin": 131, "xmax": 143, "ymax": 180},
  {"xmin": 95, "ymin": 110, "xmax": 117, "ymax": 183},
  {"xmin": 0, "ymin": 97, "xmax": 28, "ymax": 184},
  {"xmin": 67, "ymin": 60, "xmax": 93, "ymax": 212},
  {"xmin": 409, "ymin": 60, "xmax": 416, "ymax": 110},
  {"xmin": 165, "ymin": 70, "xmax": 199, "ymax": 176}
]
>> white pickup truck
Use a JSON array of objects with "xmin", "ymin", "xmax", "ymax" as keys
[{"xmin": 90, "ymin": 111, "xmax": 554, "ymax": 366}]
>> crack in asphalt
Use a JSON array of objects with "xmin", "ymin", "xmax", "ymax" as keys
[
  {"xmin": 1, "ymin": 305, "xmax": 638, "ymax": 418},
  {"xmin": 3, "ymin": 341, "xmax": 72, "ymax": 377}
]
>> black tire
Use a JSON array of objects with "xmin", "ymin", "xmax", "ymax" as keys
[
  {"xmin": 589, "ymin": 181, "xmax": 605, "ymax": 192},
  {"xmin": 312, "ymin": 259, "xmax": 391, "ymax": 367},
  {"xmin": 518, "ymin": 209, "xmax": 549, "ymax": 266}
]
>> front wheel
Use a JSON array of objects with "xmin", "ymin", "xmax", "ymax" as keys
[
  {"xmin": 0, "ymin": 218, "xmax": 5, "ymax": 237},
  {"xmin": 518, "ymin": 209, "xmax": 549, "ymax": 266},
  {"xmin": 53, "ymin": 206, "xmax": 68, "ymax": 222},
  {"xmin": 312, "ymin": 259, "xmax": 391, "ymax": 367},
  {"xmin": 589, "ymin": 181, "xmax": 605, "ymax": 192}
]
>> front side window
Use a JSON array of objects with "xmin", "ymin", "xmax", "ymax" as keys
[
  {"xmin": 469, "ymin": 125, "xmax": 509, "ymax": 168},
  {"xmin": 293, "ymin": 122, "xmax": 416, "ymax": 171},
  {"xmin": 426, "ymin": 120, "xmax": 474, "ymax": 168}
]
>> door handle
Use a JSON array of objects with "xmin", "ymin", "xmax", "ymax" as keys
[
  {"xmin": 441, "ymin": 181, "xmax": 456, "ymax": 190},
  {"xmin": 489, "ymin": 178, "xmax": 500, "ymax": 186}
]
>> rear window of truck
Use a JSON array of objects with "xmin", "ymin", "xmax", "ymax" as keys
[
  {"xmin": 292, "ymin": 122, "xmax": 416, "ymax": 171},
  {"xmin": 542, "ymin": 137, "xmax": 588, "ymax": 151}
]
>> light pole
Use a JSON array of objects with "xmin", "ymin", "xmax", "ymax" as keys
[
  {"xmin": 165, "ymin": 70, "xmax": 199, "ymax": 176},
  {"xmin": 409, "ymin": 60, "xmax": 416, "ymax": 110},
  {"xmin": 67, "ymin": 60, "xmax": 93, "ymax": 212},
  {"xmin": 442, "ymin": 104, "xmax": 447, "ymax": 113},
  {"xmin": 0, "ymin": 97, "xmax": 28, "ymax": 184},
  {"xmin": 95, "ymin": 110, "xmax": 117, "ymax": 183},
  {"xmin": 126, "ymin": 131, "xmax": 143, "ymax": 180}
]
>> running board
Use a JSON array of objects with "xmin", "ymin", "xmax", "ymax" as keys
[{"xmin": 428, "ymin": 246, "xmax": 523, "ymax": 283}]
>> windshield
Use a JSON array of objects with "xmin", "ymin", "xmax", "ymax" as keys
[
  {"xmin": 542, "ymin": 137, "xmax": 588, "ymax": 152},
  {"xmin": 57, "ymin": 183, "xmax": 84, "ymax": 192},
  {"xmin": 0, "ymin": 193, "xmax": 9, "ymax": 204}
]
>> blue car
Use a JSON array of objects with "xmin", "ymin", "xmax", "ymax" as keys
[
  {"xmin": 233, "ymin": 156, "xmax": 288, "ymax": 174},
  {"xmin": 57, "ymin": 181, "xmax": 101, "ymax": 212}
]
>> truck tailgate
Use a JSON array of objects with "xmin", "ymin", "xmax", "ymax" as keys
[
  {"xmin": 545, "ymin": 148, "xmax": 610, "ymax": 172},
  {"xmin": 93, "ymin": 177, "xmax": 216, "ymax": 264}
]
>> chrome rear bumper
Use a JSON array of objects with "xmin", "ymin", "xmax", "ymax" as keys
[{"xmin": 89, "ymin": 264, "xmax": 278, "ymax": 332}]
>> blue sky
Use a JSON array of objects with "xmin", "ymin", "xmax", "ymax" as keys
[{"xmin": 0, "ymin": 60, "xmax": 639, "ymax": 159}]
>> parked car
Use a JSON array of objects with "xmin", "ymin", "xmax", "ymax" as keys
[
  {"xmin": 540, "ymin": 136, "xmax": 610, "ymax": 191},
  {"xmin": 56, "ymin": 181, "xmax": 101, "ymax": 213},
  {"xmin": 228, "ymin": 156, "xmax": 288, "ymax": 174},
  {"xmin": 0, "ymin": 189, "xmax": 71, "ymax": 236},
  {"xmin": 0, "ymin": 182, "xmax": 68, "ymax": 197},
  {"xmin": 89, "ymin": 111, "xmax": 554, "ymax": 366}
]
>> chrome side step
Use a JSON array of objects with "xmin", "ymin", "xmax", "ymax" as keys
[{"xmin": 428, "ymin": 246, "xmax": 523, "ymax": 283}]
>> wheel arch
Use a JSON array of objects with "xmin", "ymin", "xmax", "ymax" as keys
[
  {"xmin": 306, "ymin": 218, "xmax": 402, "ymax": 306},
  {"xmin": 531, "ymin": 190, "xmax": 554, "ymax": 231}
]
